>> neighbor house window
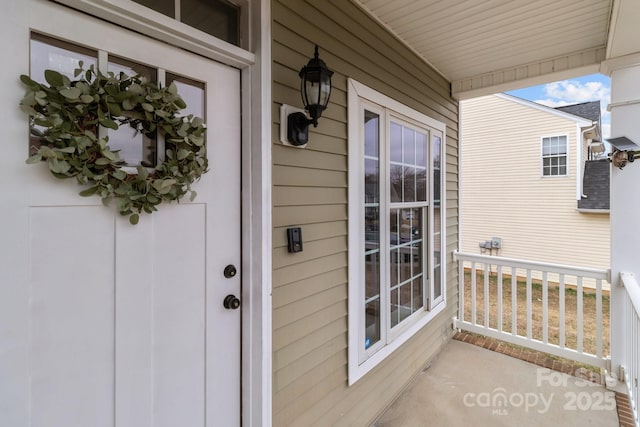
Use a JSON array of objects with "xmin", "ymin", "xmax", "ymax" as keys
[
  {"xmin": 348, "ymin": 79, "xmax": 446, "ymax": 384},
  {"xmin": 542, "ymin": 135, "xmax": 568, "ymax": 176}
]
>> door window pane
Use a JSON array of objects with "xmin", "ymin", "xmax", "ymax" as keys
[
  {"xmin": 30, "ymin": 34, "xmax": 97, "ymax": 83},
  {"xmin": 107, "ymin": 57, "xmax": 158, "ymax": 167},
  {"xmin": 29, "ymin": 35, "xmax": 98, "ymax": 154},
  {"xmin": 167, "ymin": 73, "xmax": 207, "ymax": 166},
  {"xmin": 167, "ymin": 74, "xmax": 206, "ymax": 118}
]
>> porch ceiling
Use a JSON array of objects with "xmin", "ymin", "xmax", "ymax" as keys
[{"xmin": 352, "ymin": 0, "xmax": 639, "ymax": 98}]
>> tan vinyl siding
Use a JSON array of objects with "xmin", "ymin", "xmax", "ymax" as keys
[
  {"xmin": 460, "ymin": 95, "xmax": 610, "ymax": 272},
  {"xmin": 272, "ymin": 0, "xmax": 459, "ymax": 425}
]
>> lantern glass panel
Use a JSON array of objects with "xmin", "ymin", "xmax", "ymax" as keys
[
  {"xmin": 320, "ymin": 75, "xmax": 331, "ymax": 107},
  {"xmin": 302, "ymin": 75, "xmax": 331, "ymax": 109}
]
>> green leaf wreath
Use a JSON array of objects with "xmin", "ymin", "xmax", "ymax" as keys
[{"xmin": 19, "ymin": 63, "xmax": 208, "ymax": 225}]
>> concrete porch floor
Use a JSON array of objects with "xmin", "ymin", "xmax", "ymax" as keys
[{"xmin": 373, "ymin": 340, "xmax": 619, "ymax": 427}]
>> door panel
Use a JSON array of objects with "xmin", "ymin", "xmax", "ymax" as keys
[
  {"xmin": 29, "ymin": 207, "xmax": 115, "ymax": 427},
  {"xmin": 151, "ymin": 206, "xmax": 207, "ymax": 426},
  {"xmin": 17, "ymin": 4, "xmax": 241, "ymax": 426}
]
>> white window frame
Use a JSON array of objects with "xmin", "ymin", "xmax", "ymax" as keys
[
  {"xmin": 541, "ymin": 134, "xmax": 569, "ymax": 177},
  {"xmin": 347, "ymin": 79, "xmax": 446, "ymax": 385}
]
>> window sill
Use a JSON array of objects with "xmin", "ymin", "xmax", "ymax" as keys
[{"xmin": 348, "ymin": 301, "xmax": 446, "ymax": 385}]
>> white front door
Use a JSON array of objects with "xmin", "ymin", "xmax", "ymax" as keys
[{"xmin": 1, "ymin": 3, "xmax": 241, "ymax": 426}]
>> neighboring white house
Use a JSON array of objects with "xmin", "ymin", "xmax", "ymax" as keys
[{"xmin": 460, "ymin": 94, "xmax": 610, "ymax": 271}]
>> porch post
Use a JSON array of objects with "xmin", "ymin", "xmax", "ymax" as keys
[{"xmin": 604, "ymin": 56, "xmax": 640, "ymax": 380}]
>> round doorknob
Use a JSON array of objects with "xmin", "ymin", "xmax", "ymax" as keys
[
  {"xmin": 223, "ymin": 294, "xmax": 241, "ymax": 310},
  {"xmin": 224, "ymin": 265, "xmax": 237, "ymax": 278}
]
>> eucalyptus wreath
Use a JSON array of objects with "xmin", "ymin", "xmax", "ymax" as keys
[{"xmin": 19, "ymin": 63, "xmax": 208, "ymax": 224}]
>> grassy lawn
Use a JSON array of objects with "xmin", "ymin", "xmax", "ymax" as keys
[{"xmin": 462, "ymin": 270, "xmax": 610, "ymax": 357}]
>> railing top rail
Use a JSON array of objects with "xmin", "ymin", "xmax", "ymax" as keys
[
  {"xmin": 453, "ymin": 250, "xmax": 611, "ymax": 281},
  {"xmin": 621, "ymin": 272, "xmax": 640, "ymax": 317}
]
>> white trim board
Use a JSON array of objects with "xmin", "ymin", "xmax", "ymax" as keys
[{"xmin": 52, "ymin": 0, "xmax": 255, "ymax": 67}]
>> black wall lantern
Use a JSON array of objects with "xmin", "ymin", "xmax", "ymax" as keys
[{"xmin": 287, "ymin": 45, "xmax": 334, "ymax": 146}]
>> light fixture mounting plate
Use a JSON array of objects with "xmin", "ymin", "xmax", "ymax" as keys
[{"xmin": 280, "ymin": 104, "xmax": 308, "ymax": 148}]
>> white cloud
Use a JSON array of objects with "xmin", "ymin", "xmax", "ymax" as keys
[
  {"xmin": 544, "ymin": 81, "xmax": 610, "ymax": 103},
  {"xmin": 535, "ymin": 80, "xmax": 611, "ymax": 125}
]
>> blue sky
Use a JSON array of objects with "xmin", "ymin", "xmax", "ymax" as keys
[{"xmin": 506, "ymin": 73, "xmax": 611, "ymax": 138}]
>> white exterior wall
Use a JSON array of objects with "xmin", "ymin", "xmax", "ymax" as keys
[{"xmin": 460, "ymin": 95, "xmax": 610, "ymax": 271}]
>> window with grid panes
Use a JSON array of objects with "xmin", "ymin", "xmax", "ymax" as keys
[
  {"xmin": 30, "ymin": 34, "xmax": 206, "ymax": 168},
  {"xmin": 542, "ymin": 135, "xmax": 568, "ymax": 176},
  {"xmin": 348, "ymin": 80, "xmax": 445, "ymax": 384}
]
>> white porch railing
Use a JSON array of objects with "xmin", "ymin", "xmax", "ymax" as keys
[
  {"xmin": 453, "ymin": 251, "xmax": 611, "ymax": 369},
  {"xmin": 620, "ymin": 272, "xmax": 640, "ymax": 427}
]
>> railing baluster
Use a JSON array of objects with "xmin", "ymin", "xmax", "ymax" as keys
[
  {"xmin": 497, "ymin": 266, "xmax": 503, "ymax": 333},
  {"xmin": 471, "ymin": 262, "xmax": 477, "ymax": 325},
  {"xmin": 526, "ymin": 269, "xmax": 532, "ymax": 340},
  {"xmin": 596, "ymin": 278, "xmax": 602, "ymax": 358},
  {"xmin": 628, "ymin": 291, "xmax": 638, "ymax": 426},
  {"xmin": 632, "ymin": 302, "xmax": 635, "ymax": 419},
  {"xmin": 559, "ymin": 273, "xmax": 565, "ymax": 349},
  {"xmin": 632, "ymin": 296, "xmax": 637, "ymax": 414},
  {"xmin": 542, "ymin": 271, "xmax": 548, "ymax": 344},
  {"xmin": 577, "ymin": 276, "xmax": 583, "ymax": 354},
  {"xmin": 484, "ymin": 263, "xmax": 489, "ymax": 328},
  {"xmin": 626, "ymin": 289, "xmax": 640, "ymax": 427},
  {"xmin": 459, "ymin": 258, "xmax": 464, "ymax": 322},
  {"xmin": 511, "ymin": 266, "xmax": 517, "ymax": 336}
]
